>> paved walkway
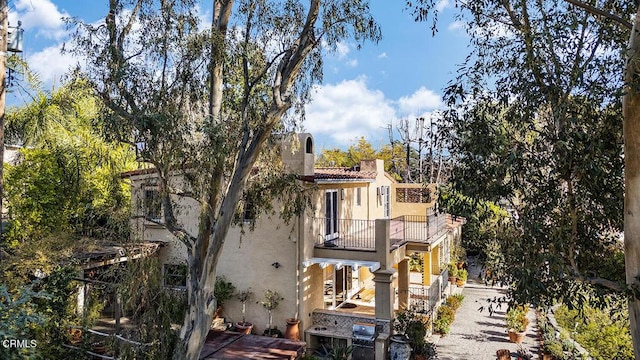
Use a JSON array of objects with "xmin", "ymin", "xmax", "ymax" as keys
[{"xmin": 429, "ymin": 257, "xmax": 539, "ymax": 360}]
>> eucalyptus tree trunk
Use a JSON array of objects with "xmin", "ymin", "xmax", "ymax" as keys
[
  {"xmin": 172, "ymin": 1, "xmax": 328, "ymax": 359},
  {"xmin": 623, "ymin": 6, "xmax": 640, "ymax": 358}
]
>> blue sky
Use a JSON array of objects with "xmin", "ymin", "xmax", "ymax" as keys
[{"xmin": 7, "ymin": 0, "xmax": 470, "ymax": 150}]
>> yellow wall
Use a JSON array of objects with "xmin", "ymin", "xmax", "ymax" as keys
[{"xmin": 390, "ymin": 183, "xmax": 437, "ymax": 217}]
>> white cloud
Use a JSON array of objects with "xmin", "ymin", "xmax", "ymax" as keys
[
  {"xmin": 377, "ymin": 52, "xmax": 388, "ymax": 59},
  {"xmin": 448, "ymin": 20, "xmax": 466, "ymax": 32},
  {"xmin": 10, "ymin": 0, "xmax": 70, "ymax": 40},
  {"xmin": 397, "ymin": 87, "xmax": 443, "ymax": 115},
  {"xmin": 304, "ymin": 77, "xmax": 396, "ymax": 145},
  {"xmin": 436, "ymin": 0, "xmax": 451, "ymax": 12},
  {"xmin": 27, "ymin": 45, "xmax": 78, "ymax": 84},
  {"xmin": 346, "ymin": 59, "xmax": 358, "ymax": 67},
  {"xmin": 335, "ymin": 41, "xmax": 350, "ymax": 59}
]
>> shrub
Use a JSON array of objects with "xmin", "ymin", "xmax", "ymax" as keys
[
  {"xmin": 445, "ymin": 296, "xmax": 462, "ymax": 311},
  {"xmin": 506, "ymin": 305, "xmax": 529, "ymax": 332},
  {"xmin": 433, "ymin": 317, "xmax": 450, "ymax": 335},
  {"xmin": 554, "ymin": 305, "xmax": 633, "ymax": 360},
  {"xmin": 434, "ymin": 305, "xmax": 455, "ymax": 334},
  {"xmin": 394, "ymin": 307, "xmax": 428, "ymax": 346},
  {"xmin": 446, "ymin": 262, "xmax": 458, "ymax": 278},
  {"xmin": 457, "ymin": 269, "xmax": 468, "ymax": 283}
]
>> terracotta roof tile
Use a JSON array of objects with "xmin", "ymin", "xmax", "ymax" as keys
[{"xmin": 314, "ymin": 167, "xmax": 377, "ymax": 180}]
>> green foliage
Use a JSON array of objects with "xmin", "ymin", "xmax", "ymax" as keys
[
  {"xmin": 445, "ymin": 295, "xmax": 463, "ymax": 311},
  {"xmin": 411, "ymin": 0, "xmax": 630, "ymax": 313},
  {"xmin": 394, "ymin": 307, "xmax": 429, "ymax": 347},
  {"xmin": 214, "ymin": 276, "xmax": 236, "ymax": 308},
  {"xmin": 118, "ymin": 257, "xmax": 186, "ymax": 359},
  {"xmin": 434, "ymin": 304, "xmax": 455, "ymax": 335},
  {"xmin": 315, "ymin": 137, "xmax": 410, "ymax": 181},
  {"xmin": 3, "ymin": 77, "xmax": 135, "ymax": 249},
  {"xmin": 260, "ymin": 289, "xmax": 283, "ymax": 312},
  {"xmin": 446, "ymin": 262, "xmax": 458, "ymax": 278},
  {"xmin": 0, "ymin": 284, "xmax": 50, "ymax": 360},
  {"xmin": 555, "ymin": 304, "xmax": 633, "ymax": 360},
  {"xmin": 456, "ymin": 269, "xmax": 468, "ymax": 283},
  {"xmin": 319, "ymin": 344, "xmax": 354, "ymax": 360},
  {"xmin": 506, "ymin": 305, "xmax": 529, "ymax": 332},
  {"xmin": 409, "ymin": 253, "xmax": 423, "ymax": 272}
]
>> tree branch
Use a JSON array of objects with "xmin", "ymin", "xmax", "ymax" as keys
[{"xmin": 564, "ymin": 0, "xmax": 632, "ymax": 30}]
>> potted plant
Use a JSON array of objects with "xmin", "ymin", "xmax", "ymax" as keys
[
  {"xmin": 214, "ymin": 276, "xmax": 236, "ymax": 318},
  {"xmin": 506, "ymin": 305, "xmax": 529, "ymax": 343},
  {"xmin": 455, "ymin": 269, "xmax": 468, "ymax": 287},
  {"xmin": 446, "ymin": 262, "xmax": 458, "ymax": 283},
  {"xmin": 260, "ymin": 289, "xmax": 283, "ymax": 337},
  {"xmin": 235, "ymin": 288, "xmax": 253, "ymax": 334},
  {"xmin": 413, "ymin": 341, "xmax": 438, "ymax": 360},
  {"xmin": 516, "ymin": 345, "xmax": 533, "ymax": 360},
  {"xmin": 496, "ymin": 349, "xmax": 510, "ymax": 360}
]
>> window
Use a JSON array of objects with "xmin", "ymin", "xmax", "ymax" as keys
[
  {"xmin": 356, "ymin": 188, "xmax": 362, "ymax": 206},
  {"xmin": 305, "ymin": 137, "xmax": 313, "ymax": 154},
  {"xmin": 243, "ymin": 200, "xmax": 255, "ymax": 223},
  {"xmin": 164, "ymin": 264, "xmax": 187, "ymax": 288},
  {"xmin": 144, "ymin": 189, "xmax": 161, "ymax": 221}
]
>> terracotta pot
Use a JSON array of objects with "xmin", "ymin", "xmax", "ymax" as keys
[
  {"xmin": 214, "ymin": 306, "xmax": 223, "ymax": 319},
  {"xmin": 284, "ymin": 318, "xmax": 300, "ymax": 341},
  {"xmin": 235, "ymin": 322, "xmax": 253, "ymax": 335},
  {"xmin": 496, "ymin": 349, "xmax": 510, "ymax": 360},
  {"xmin": 542, "ymin": 353, "xmax": 554, "ymax": 360},
  {"xmin": 448, "ymin": 276, "xmax": 457, "ymax": 283},
  {"xmin": 456, "ymin": 279, "xmax": 465, "ymax": 287},
  {"xmin": 69, "ymin": 328, "xmax": 82, "ymax": 345},
  {"xmin": 508, "ymin": 329, "xmax": 525, "ymax": 344}
]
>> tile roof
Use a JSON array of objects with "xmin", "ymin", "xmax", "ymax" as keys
[{"xmin": 314, "ymin": 167, "xmax": 377, "ymax": 180}]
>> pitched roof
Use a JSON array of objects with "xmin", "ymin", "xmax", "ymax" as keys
[{"xmin": 313, "ymin": 167, "xmax": 377, "ymax": 181}]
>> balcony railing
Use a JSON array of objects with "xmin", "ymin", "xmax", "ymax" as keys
[
  {"xmin": 400, "ymin": 268, "xmax": 449, "ymax": 315},
  {"xmin": 389, "ymin": 214, "xmax": 449, "ymax": 247},
  {"xmin": 312, "ymin": 214, "xmax": 456, "ymax": 251},
  {"xmin": 312, "ymin": 218, "xmax": 376, "ymax": 250}
]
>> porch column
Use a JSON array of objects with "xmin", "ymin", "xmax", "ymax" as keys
[
  {"xmin": 398, "ymin": 259, "xmax": 409, "ymax": 309},
  {"xmin": 373, "ymin": 268, "xmax": 395, "ymax": 320},
  {"xmin": 431, "ymin": 245, "xmax": 440, "ymax": 275},
  {"xmin": 422, "ymin": 252, "xmax": 432, "ymax": 286}
]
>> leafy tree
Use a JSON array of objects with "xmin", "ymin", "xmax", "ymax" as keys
[
  {"xmin": 555, "ymin": 304, "xmax": 633, "ymax": 360},
  {"xmin": 0, "ymin": 284, "xmax": 50, "ymax": 360},
  {"xmin": 3, "ymin": 78, "xmax": 135, "ymax": 247},
  {"xmin": 67, "ymin": 1, "xmax": 381, "ymax": 358},
  {"xmin": 407, "ymin": 0, "xmax": 640, "ymax": 356}
]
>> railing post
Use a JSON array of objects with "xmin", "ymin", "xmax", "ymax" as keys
[{"xmin": 375, "ymin": 219, "xmax": 390, "ymax": 266}]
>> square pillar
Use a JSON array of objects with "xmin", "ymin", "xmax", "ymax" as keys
[
  {"xmin": 373, "ymin": 269, "xmax": 395, "ymax": 320},
  {"xmin": 431, "ymin": 245, "xmax": 440, "ymax": 275},
  {"xmin": 422, "ymin": 252, "xmax": 432, "ymax": 286},
  {"xmin": 397, "ymin": 259, "xmax": 409, "ymax": 309}
]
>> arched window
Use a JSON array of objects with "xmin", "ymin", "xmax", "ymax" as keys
[{"xmin": 305, "ymin": 137, "xmax": 313, "ymax": 154}]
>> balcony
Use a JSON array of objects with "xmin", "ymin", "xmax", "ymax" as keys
[
  {"xmin": 312, "ymin": 214, "xmax": 452, "ymax": 253},
  {"xmin": 389, "ymin": 214, "xmax": 450, "ymax": 249},
  {"xmin": 399, "ymin": 268, "xmax": 449, "ymax": 315},
  {"xmin": 311, "ymin": 218, "xmax": 377, "ymax": 251}
]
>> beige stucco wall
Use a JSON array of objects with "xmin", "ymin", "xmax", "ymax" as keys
[
  {"xmin": 128, "ymin": 173, "xmax": 301, "ymax": 334},
  {"xmin": 390, "ymin": 183, "xmax": 437, "ymax": 217}
]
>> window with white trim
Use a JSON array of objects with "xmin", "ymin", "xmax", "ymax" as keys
[{"xmin": 164, "ymin": 264, "xmax": 187, "ymax": 288}]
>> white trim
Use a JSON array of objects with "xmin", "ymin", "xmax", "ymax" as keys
[{"xmin": 302, "ymin": 258, "xmax": 381, "ymax": 273}]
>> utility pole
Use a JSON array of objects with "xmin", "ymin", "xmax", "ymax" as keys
[{"xmin": 0, "ymin": 0, "xmax": 7, "ymax": 242}]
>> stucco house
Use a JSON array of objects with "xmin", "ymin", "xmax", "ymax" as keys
[{"xmin": 123, "ymin": 133, "xmax": 464, "ymax": 360}]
